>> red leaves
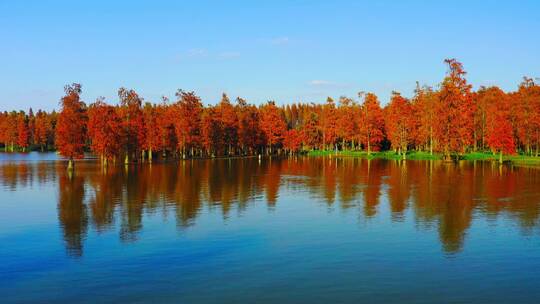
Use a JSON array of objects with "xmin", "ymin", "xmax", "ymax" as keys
[
  {"xmin": 359, "ymin": 93, "xmax": 385, "ymax": 153},
  {"xmin": 385, "ymin": 92, "xmax": 414, "ymax": 154},
  {"xmin": 481, "ymin": 87, "xmax": 515, "ymax": 155},
  {"xmin": 260, "ymin": 101, "xmax": 287, "ymax": 152},
  {"xmin": 435, "ymin": 59, "xmax": 474, "ymax": 157},
  {"xmin": 34, "ymin": 110, "xmax": 52, "ymax": 151},
  {"xmin": 283, "ymin": 129, "xmax": 303, "ymax": 153},
  {"xmin": 55, "ymin": 84, "xmax": 87, "ymax": 160},
  {"xmin": 16, "ymin": 112, "xmax": 29, "ymax": 151},
  {"xmin": 88, "ymin": 100, "xmax": 123, "ymax": 160},
  {"xmin": 173, "ymin": 90, "xmax": 203, "ymax": 155},
  {"xmin": 3, "ymin": 60, "xmax": 539, "ymax": 159}
]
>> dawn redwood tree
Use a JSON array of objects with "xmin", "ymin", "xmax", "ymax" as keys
[
  {"xmin": 321, "ymin": 97, "xmax": 338, "ymax": 150},
  {"xmin": 337, "ymin": 97, "xmax": 358, "ymax": 150},
  {"xmin": 118, "ymin": 88, "xmax": 146, "ymax": 163},
  {"xmin": 216, "ymin": 93, "xmax": 239, "ymax": 155},
  {"xmin": 513, "ymin": 77, "xmax": 540, "ymax": 155},
  {"xmin": 359, "ymin": 92, "xmax": 385, "ymax": 154},
  {"xmin": 173, "ymin": 90, "xmax": 203, "ymax": 158},
  {"xmin": 260, "ymin": 101, "xmax": 286, "ymax": 155},
  {"xmin": 0, "ymin": 112, "xmax": 6, "ymax": 150},
  {"xmin": 385, "ymin": 92, "xmax": 413, "ymax": 158},
  {"xmin": 55, "ymin": 83, "xmax": 87, "ymax": 170},
  {"xmin": 302, "ymin": 111, "xmax": 322, "ymax": 150},
  {"xmin": 236, "ymin": 97, "xmax": 263, "ymax": 155},
  {"xmin": 28, "ymin": 108, "xmax": 35, "ymax": 148},
  {"xmin": 16, "ymin": 112, "xmax": 29, "ymax": 152},
  {"xmin": 142, "ymin": 103, "xmax": 161, "ymax": 162},
  {"xmin": 158, "ymin": 101, "xmax": 178, "ymax": 156},
  {"xmin": 3, "ymin": 112, "xmax": 18, "ymax": 152},
  {"xmin": 435, "ymin": 59, "xmax": 474, "ymax": 160},
  {"xmin": 87, "ymin": 99, "xmax": 123, "ymax": 164},
  {"xmin": 200, "ymin": 106, "xmax": 223, "ymax": 157},
  {"xmin": 412, "ymin": 84, "xmax": 437, "ymax": 154},
  {"xmin": 283, "ymin": 129, "xmax": 303, "ymax": 154},
  {"xmin": 34, "ymin": 110, "xmax": 52, "ymax": 152},
  {"xmin": 484, "ymin": 87, "xmax": 515, "ymax": 163}
]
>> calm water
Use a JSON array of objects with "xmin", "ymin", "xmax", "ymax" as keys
[{"xmin": 1, "ymin": 153, "xmax": 540, "ymax": 303}]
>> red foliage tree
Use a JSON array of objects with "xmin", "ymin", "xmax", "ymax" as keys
[
  {"xmin": 513, "ymin": 78, "xmax": 540, "ymax": 155},
  {"xmin": 88, "ymin": 99, "xmax": 123, "ymax": 164},
  {"xmin": 236, "ymin": 97, "xmax": 263, "ymax": 155},
  {"xmin": 118, "ymin": 88, "xmax": 146, "ymax": 163},
  {"xmin": 412, "ymin": 84, "xmax": 437, "ymax": 154},
  {"xmin": 302, "ymin": 111, "xmax": 322, "ymax": 150},
  {"xmin": 385, "ymin": 92, "xmax": 414, "ymax": 158},
  {"xmin": 201, "ymin": 106, "xmax": 223, "ymax": 157},
  {"xmin": 143, "ymin": 103, "xmax": 161, "ymax": 162},
  {"xmin": 55, "ymin": 83, "xmax": 87, "ymax": 169},
  {"xmin": 173, "ymin": 90, "xmax": 203, "ymax": 158},
  {"xmin": 337, "ymin": 97, "xmax": 358, "ymax": 150},
  {"xmin": 283, "ymin": 129, "xmax": 303, "ymax": 154},
  {"xmin": 216, "ymin": 93, "xmax": 239, "ymax": 155},
  {"xmin": 359, "ymin": 92, "xmax": 385, "ymax": 154},
  {"xmin": 321, "ymin": 97, "xmax": 338, "ymax": 150},
  {"xmin": 260, "ymin": 101, "xmax": 286, "ymax": 154},
  {"xmin": 34, "ymin": 110, "xmax": 52, "ymax": 151},
  {"xmin": 16, "ymin": 112, "xmax": 29, "ymax": 152},
  {"xmin": 434, "ymin": 59, "xmax": 474, "ymax": 159}
]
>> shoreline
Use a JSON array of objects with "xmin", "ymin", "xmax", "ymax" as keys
[{"xmin": 306, "ymin": 150, "xmax": 540, "ymax": 165}]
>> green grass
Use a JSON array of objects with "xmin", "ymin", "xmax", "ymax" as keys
[
  {"xmin": 307, "ymin": 150, "xmax": 441, "ymax": 160},
  {"xmin": 306, "ymin": 150, "xmax": 540, "ymax": 163},
  {"xmin": 461, "ymin": 152, "xmax": 498, "ymax": 161}
]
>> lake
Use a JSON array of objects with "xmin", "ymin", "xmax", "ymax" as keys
[{"xmin": 1, "ymin": 153, "xmax": 540, "ymax": 303}]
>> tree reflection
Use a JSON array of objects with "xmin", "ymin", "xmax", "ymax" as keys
[
  {"xmin": 3, "ymin": 157, "xmax": 540, "ymax": 256},
  {"xmin": 57, "ymin": 169, "xmax": 88, "ymax": 257}
]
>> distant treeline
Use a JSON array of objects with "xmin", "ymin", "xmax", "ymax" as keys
[{"xmin": 1, "ymin": 59, "xmax": 539, "ymax": 165}]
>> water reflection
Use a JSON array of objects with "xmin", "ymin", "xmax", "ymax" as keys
[{"xmin": 2, "ymin": 157, "xmax": 540, "ymax": 257}]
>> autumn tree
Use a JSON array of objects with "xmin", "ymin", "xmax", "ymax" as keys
[
  {"xmin": 34, "ymin": 110, "xmax": 52, "ymax": 151},
  {"xmin": 435, "ymin": 59, "xmax": 474, "ymax": 159},
  {"xmin": 173, "ymin": 90, "xmax": 203, "ymax": 158},
  {"xmin": 201, "ymin": 106, "xmax": 223, "ymax": 157},
  {"xmin": 16, "ymin": 112, "xmax": 29, "ymax": 152},
  {"xmin": 321, "ymin": 97, "xmax": 338, "ymax": 150},
  {"xmin": 283, "ymin": 129, "xmax": 303, "ymax": 154},
  {"xmin": 513, "ymin": 77, "xmax": 540, "ymax": 155},
  {"xmin": 302, "ymin": 111, "xmax": 322, "ymax": 150},
  {"xmin": 216, "ymin": 93, "xmax": 239, "ymax": 155},
  {"xmin": 142, "ymin": 102, "xmax": 162, "ymax": 162},
  {"xmin": 87, "ymin": 98, "xmax": 123, "ymax": 164},
  {"xmin": 236, "ymin": 97, "xmax": 263, "ymax": 155},
  {"xmin": 359, "ymin": 92, "xmax": 385, "ymax": 154},
  {"xmin": 118, "ymin": 88, "xmax": 146, "ymax": 164},
  {"xmin": 55, "ymin": 83, "xmax": 87, "ymax": 170},
  {"xmin": 412, "ymin": 83, "xmax": 437, "ymax": 154},
  {"xmin": 483, "ymin": 87, "xmax": 515, "ymax": 163},
  {"xmin": 385, "ymin": 92, "xmax": 414, "ymax": 158},
  {"xmin": 337, "ymin": 97, "xmax": 358, "ymax": 150},
  {"xmin": 260, "ymin": 101, "xmax": 286, "ymax": 154}
]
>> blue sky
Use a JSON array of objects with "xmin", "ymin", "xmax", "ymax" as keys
[{"xmin": 1, "ymin": 0, "xmax": 539, "ymax": 111}]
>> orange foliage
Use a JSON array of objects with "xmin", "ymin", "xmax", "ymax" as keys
[{"xmin": 55, "ymin": 84, "xmax": 87, "ymax": 162}]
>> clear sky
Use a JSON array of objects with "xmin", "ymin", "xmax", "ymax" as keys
[{"xmin": 1, "ymin": 0, "xmax": 539, "ymax": 111}]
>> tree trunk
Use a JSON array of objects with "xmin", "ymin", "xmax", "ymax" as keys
[
  {"xmin": 429, "ymin": 127, "xmax": 433, "ymax": 155},
  {"xmin": 67, "ymin": 158, "xmax": 74, "ymax": 171}
]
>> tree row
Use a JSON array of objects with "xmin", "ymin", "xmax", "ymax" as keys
[{"xmin": 1, "ymin": 59, "xmax": 539, "ymax": 166}]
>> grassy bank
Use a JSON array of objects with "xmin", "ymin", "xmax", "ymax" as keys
[{"xmin": 307, "ymin": 150, "xmax": 540, "ymax": 164}]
